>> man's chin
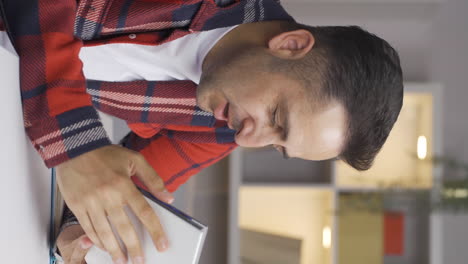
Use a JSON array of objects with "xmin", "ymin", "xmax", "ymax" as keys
[{"xmin": 195, "ymin": 95, "xmax": 212, "ymax": 113}]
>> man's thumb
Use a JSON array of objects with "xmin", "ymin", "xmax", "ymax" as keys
[
  {"xmin": 80, "ymin": 236, "xmax": 94, "ymax": 249},
  {"xmin": 133, "ymin": 156, "xmax": 175, "ymax": 204}
]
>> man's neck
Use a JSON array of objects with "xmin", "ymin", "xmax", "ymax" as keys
[{"xmin": 201, "ymin": 21, "xmax": 292, "ymax": 75}]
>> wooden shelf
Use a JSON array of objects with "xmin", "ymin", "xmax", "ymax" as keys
[
  {"xmin": 242, "ymin": 182, "xmax": 334, "ymax": 189},
  {"xmin": 242, "ymin": 147, "xmax": 332, "ymax": 184},
  {"xmin": 337, "ymin": 186, "xmax": 432, "ymax": 193}
]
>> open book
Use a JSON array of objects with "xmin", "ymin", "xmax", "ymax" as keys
[{"xmin": 50, "ymin": 169, "xmax": 208, "ymax": 264}]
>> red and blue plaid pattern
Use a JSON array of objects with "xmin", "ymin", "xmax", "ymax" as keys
[
  {"xmin": 86, "ymin": 80, "xmax": 218, "ymax": 129},
  {"xmin": 1, "ymin": 0, "xmax": 293, "ymax": 191},
  {"xmin": 124, "ymin": 128, "xmax": 237, "ymax": 192}
]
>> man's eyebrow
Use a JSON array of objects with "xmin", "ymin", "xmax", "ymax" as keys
[{"xmin": 281, "ymin": 104, "xmax": 290, "ymax": 159}]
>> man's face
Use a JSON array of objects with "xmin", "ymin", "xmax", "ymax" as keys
[{"xmin": 197, "ymin": 51, "xmax": 347, "ymax": 161}]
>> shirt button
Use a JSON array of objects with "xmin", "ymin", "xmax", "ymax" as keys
[
  {"xmin": 129, "ymin": 34, "xmax": 137, "ymax": 39},
  {"xmin": 189, "ymin": 29, "xmax": 194, "ymax": 33},
  {"xmin": 39, "ymin": 145, "xmax": 44, "ymax": 150}
]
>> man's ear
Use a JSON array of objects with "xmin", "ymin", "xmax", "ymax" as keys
[{"xmin": 268, "ymin": 29, "xmax": 315, "ymax": 59}]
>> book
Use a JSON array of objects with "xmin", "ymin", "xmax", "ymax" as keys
[
  {"xmin": 50, "ymin": 169, "xmax": 208, "ymax": 264},
  {"xmin": 50, "ymin": 168, "xmax": 66, "ymax": 264},
  {"xmin": 85, "ymin": 186, "xmax": 208, "ymax": 264}
]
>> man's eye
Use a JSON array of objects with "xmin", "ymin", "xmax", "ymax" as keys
[{"xmin": 271, "ymin": 106, "xmax": 279, "ymax": 127}]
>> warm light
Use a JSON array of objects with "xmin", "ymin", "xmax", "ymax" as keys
[
  {"xmin": 444, "ymin": 188, "xmax": 468, "ymax": 198},
  {"xmin": 322, "ymin": 226, "xmax": 331, "ymax": 249},
  {"xmin": 417, "ymin": 136, "xmax": 427, "ymax": 160},
  {"xmin": 455, "ymin": 189, "xmax": 468, "ymax": 198}
]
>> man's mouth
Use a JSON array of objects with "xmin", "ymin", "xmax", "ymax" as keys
[
  {"xmin": 223, "ymin": 103, "xmax": 229, "ymax": 120},
  {"xmin": 213, "ymin": 101, "xmax": 229, "ymax": 122},
  {"xmin": 213, "ymin": 101, "xmax": 242, "ymax": 135},
  {"xmin": 214, "ymin": 102, "xmax": 239, "ymax": 131}
]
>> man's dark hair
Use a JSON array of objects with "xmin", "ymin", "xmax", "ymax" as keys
[{"xmin": 276, "ymin": 24, "xmax": 404, "ymax": 171}]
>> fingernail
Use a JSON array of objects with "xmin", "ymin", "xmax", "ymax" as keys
[
  {"xmin": 160, "ymin": 191, "xmax": 174, "ymax": 204},
  {"xmin": 115, "ymin": 258, "xmax": 125, "ymax": 264},
  {"xmin": 80, "ymin": 239, "xmax": 91, "ymax": 249},
  {"xmin": 157, "ymin": 237, "xmax": 169, "ymax": 251},
  {"xmin": 167, "ymin": 197, "xmax": 174, "ymax": 204},
  {"xmin": 133, "ymin": 256, "xmax": 144, "ymax": 264}
]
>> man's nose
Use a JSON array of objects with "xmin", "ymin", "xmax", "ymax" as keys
[{"xmin": 235, "ymin": 116, "xmax": 278, "ymax": 147}]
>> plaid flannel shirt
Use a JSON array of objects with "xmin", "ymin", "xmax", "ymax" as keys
[{"xmin": 1, "ymin": 0, "xmax": 294, "ymax": 192}]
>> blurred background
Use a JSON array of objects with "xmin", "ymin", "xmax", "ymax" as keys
[{"xmin": 167, "ymin": 0, "xmax": 468, "ymax": 264}]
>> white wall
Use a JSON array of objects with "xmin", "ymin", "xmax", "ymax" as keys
[
  {"xmin": 429, "ymin": 0, "xmax": 468, "ymax": 263},
  {"xmin": 430, "ymin": 0, "xmax": 468, "ymax": 161},
  {"xmin": 0, "ymin": 41, "xmax": 51, "ymax": 262}
]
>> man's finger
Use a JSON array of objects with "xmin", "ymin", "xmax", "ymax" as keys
[
  {"xmin": 132, "ymin": 154, "xmax": 174, "ymax": 204},
  {"xmin": 87, "ymin": 204, "xmax": 128, "ymax": 264},
  {"xmin": 127, "ymin": 188, "xmax": 169, "ymax": 252},
  {"xmin": 69, "ymin": 235, "xmax": 92, "ymax": 264},
  {"xmin": 75, "ymin": 210, "xmax": 105, "ymax": 250},
  {"xmin": 107, "ymin": 206, "xmax": 144, "ymax": 264}
]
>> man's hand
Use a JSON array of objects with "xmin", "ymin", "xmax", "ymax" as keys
[
  {"xmin": 56, "ymin": 225, "xmax": 94, "ymax": 264},
  {"xmin": 56, "ymin": 145, "xmax": 174, "ymax": 264}
]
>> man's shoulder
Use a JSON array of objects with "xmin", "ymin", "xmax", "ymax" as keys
[{"xmin": 77, "ymin": 0, "xmax": 292, "ymax": 46}]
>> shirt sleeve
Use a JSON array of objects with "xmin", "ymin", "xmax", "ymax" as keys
[
  {"xmin": 122, "ymin": 130, "xmax": 237, "ymax": 192},
  {"xmin": 1, "ymin": 0, "xmax": 112, "ymax": 168}
]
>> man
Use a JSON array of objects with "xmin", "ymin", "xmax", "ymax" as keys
[{"xmin": 1, "ymin": 0, "xmax": 403, "ymax": 263}]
